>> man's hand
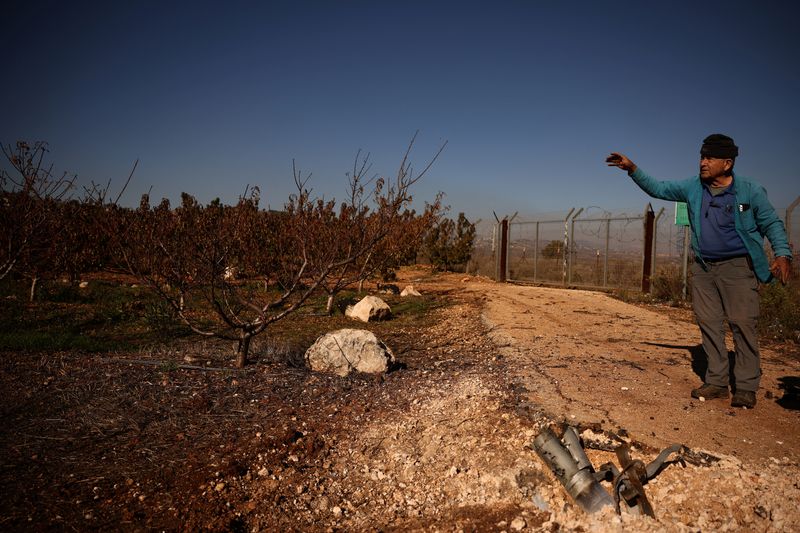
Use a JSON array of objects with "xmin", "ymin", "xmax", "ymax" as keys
[
  {"xmin": 606, "ymin": 152, "xmax": 637, "ymax": 173},
  {"xmin": 770, "ymin": 256, "xmax": 792, "ymax": 284}
]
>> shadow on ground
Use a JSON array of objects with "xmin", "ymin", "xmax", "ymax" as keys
[
  {"xmin": 642, "ymin": 342, "xmax": 708, "ymax": 380},
  {"xmin": 776, "ymin": 376, "xmax": 800, "ymax": 410}
]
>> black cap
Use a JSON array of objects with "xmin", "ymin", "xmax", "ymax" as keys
[{"xmin": 701, "ymin": 134, "xmax": 739, "ymax": 159}]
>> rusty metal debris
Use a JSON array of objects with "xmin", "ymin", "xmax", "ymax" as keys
[{"xmin": 533, "ymin": 425, "xmax": 689, "ymax": 517}]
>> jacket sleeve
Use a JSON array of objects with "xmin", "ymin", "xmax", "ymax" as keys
[
  {"xmin": 629, "ymin": 168, "xmax": 690, "ymax": 202},
  {"xmin": 751, "ymin": 183, "xmax": 792, "ymax": 258}
]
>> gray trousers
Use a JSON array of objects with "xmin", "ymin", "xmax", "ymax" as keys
[{"xmin": 691, "ymin": 256, "xmax": 761, "ymax": 392}]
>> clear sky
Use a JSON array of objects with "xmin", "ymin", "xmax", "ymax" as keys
[{"xmin": 2, "ymin": 0, "xmax": 799, "ymax": 223}]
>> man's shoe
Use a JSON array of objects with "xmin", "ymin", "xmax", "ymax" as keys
[
  {"xmin": 731, "ymin": 390, "xmax": 757, "ymax": 408},
  {"xmin": 691, "ymin": 384, "xmax": 729, "ymax": 400}
]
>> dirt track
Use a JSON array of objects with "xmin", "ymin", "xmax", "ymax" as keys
[{"xmin": 477, "ymin": 280, "xmax": 800, "ymax": 463}]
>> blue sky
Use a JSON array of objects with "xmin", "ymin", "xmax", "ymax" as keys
[{"xmin": 2, "ymin": 0, "xmax": 799, "ymax": 223}]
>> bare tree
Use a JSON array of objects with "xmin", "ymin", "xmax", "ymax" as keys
[
  {"xmin": 0, "ymin": 142, "xmax": 76, "ymax": 296},
  {"xmin": 116, "ymin": 135, "xmax": 446, "ymax": 367},
  {"xmin": 314, "ymin": 150, "xmax": 442, "ymax": 313}
]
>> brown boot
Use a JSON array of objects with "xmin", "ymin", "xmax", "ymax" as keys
[
  {"xmin": 731, "ymin": 390, "xmax": 757, "ymax": 408},
  {"xmin": 691, "ymin": 384, "xmax": 729, "ymax": 400}
]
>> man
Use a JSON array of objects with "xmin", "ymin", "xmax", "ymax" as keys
[{"xmin": 606, "ymin": 134, "xmax": 792, "ymax": 409}]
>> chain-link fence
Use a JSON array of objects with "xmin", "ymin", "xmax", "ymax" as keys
[{"xmin": 501, "ymin": 206, "xmax": 658, "ymax": 290}]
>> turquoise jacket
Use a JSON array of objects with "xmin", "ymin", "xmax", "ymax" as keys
[{"xmin": 629, "ymin": 167, "xmax": 791, "ymax": 283}]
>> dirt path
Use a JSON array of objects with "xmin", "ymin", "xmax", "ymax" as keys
[{"xmin": 474, "ymin": 280, "xmax": 800, "ymax": 463}]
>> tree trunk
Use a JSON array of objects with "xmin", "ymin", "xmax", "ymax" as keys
[
  {"xmin": 235, "ymin": 334, "xmax": 252, "ymax": 368},
  {"xmin": 325, "ymin": 294, "xmax": 335, "ymax": 315},
  {"xmin": 29, "ymin": 276, "xmax": 38, "ymax": 302}
]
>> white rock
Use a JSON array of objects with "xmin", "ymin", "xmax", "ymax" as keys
[
  {"xmin": 305, "ymin": 329, "xmax": 395, "ymax": 377},
  {"xmin": 345, "ymin": 295, "xmax": 391, "ymax": 322},
  {"xmin": 401, "ymin": 285, "xmax": 422, "ymax": 297},
  {"xmin": 510, "ymin": 517, "xmax": 526, "ymax": 530}
]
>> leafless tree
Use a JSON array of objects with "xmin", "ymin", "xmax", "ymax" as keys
[
  {"xmin": 0, "ymin": 141, "xmax": 76, "ymax": 297},
  {"xmin": 117, "ymin": 134, "xmax": 446, "ymax": 367}
]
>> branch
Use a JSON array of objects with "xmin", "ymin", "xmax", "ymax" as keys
[{"xmin": 113, "ymin": 158, "xmax": 138, "ymax": 205}]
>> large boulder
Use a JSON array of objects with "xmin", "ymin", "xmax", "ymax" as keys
[
  {"xmin": 345, "ymin": 295, "xmax": 391, "ymax": 322},
  {"xmin": 305, "ymin": 329, "xmax": 395, "ymax": 377}
]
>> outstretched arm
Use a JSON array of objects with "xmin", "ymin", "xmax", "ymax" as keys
[{"xmin": 606, "ymin": 152, "xmax": 689, "ymax": 202}]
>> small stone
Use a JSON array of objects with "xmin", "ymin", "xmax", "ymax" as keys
[
  {"xmin": 315, "ymin": 496, "xmax": 330, "ymax": 511},
  {"xmin": 214, "ymin": 482, "xmax": 226, "ymax": 492},
  {"xmin": 699, "ymin": 397, "xmax": 706, "ymax": 402},
  {"xmin": 332, "ymin": 506, "xmax": 343, "ymax": 518},
  {"xmin": 510, "ymin": 516, "xmax": 526, "ymax": 530}
]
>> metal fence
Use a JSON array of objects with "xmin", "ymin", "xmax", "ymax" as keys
[
  {"xmin": 500, "ymin": 206, "xmax": 658, "ymax": 291},
  {"xmin": 471, "ymin": 195, "xmax": 800, "ymax": 294}
]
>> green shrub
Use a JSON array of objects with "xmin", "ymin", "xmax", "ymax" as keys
[
  {"xmin": 650, "ymin": 264, "xmax": 686, "ymax": 304},
  {"xmin": 759, "ymin": 281, "xmax": 800, "ymax": 342}
]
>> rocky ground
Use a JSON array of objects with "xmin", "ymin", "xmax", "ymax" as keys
[{"xmin": 1, "ymin": 269, "xmax": 798, "ymax": 531}]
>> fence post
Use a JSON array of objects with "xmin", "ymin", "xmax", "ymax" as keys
[
  {"xmin": 533, "ymin": 221, "xmax": 540, "ymax": 283},
  {"xmin": 603, "ymin": 217, "xmax": 610, "ymax": 287},
  {"xmin": 681, "ymin": 225, "xmax": 690, "ymax": 299},
  {"xmin": 562, "ymin": 208, "xmax": 575, "ymax": 286},
  {"xmin": 651, "ymin": 207, "xmax": 665, "ymax": 285},
  {"xmin": 641, "ymin": 203, "xmax": 655, "ymax": 292},
  {"xmin": 568, "ymin": 208, "xmax": 584, "ymax": 285},
  {"xmin": 498, "ymin": 218, "xmax": 509, "ymax": 282}
]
